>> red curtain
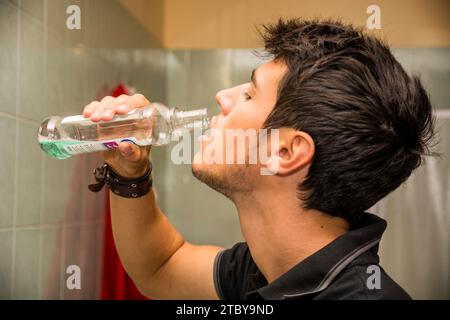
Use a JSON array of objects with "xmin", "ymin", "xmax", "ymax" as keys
[{"xmin": 100, "ymin": 83, "xmax": 148, "ymax": 300}]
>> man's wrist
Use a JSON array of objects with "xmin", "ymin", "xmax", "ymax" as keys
[
  {"xmin": 113, "ymin": 160, "xmax": 150, "ymax": 179},
  {"xmin": 88, "ymin": 161, "xmax": 153, "ymax": 198}
]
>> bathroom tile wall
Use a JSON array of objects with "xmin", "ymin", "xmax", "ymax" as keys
[
  {"xmin": 392, "ymin": 48, "xmax": 450, "ymax": 109},
  {"xmin": 0, "ymin": 0, "xmax": 165, "ymax": 299}
]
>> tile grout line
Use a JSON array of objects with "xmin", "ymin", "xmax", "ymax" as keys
[
  {"xmin": 11, "ymin": 1, "xmax": 44, "ymax": 27},
  {"xmin": 59, "ymin": 9, "xmax": 70, "ymax": 298},
  {"xmin": 0, "ymin": 111, "xmax": 17, "ymax": 121},
  {"xmin": 11, "ymin": 0, "xmax": 21, "ymax": 299},
  {"xmin": 0, "ymin": 218, "xmax": 106, "ymax": 232},
  {"xmin": 38, "ymin": 0, "xmax": 49, "ymax": 300},
  {"xmin": 79, "ymin": 27, "xmax": 90, "ymax": 298},
  {"xmin": 59, "ymin": 218, "xmax": 66, "ymax": 300},
  {"xmin": 0, "ymin": 111, "xmax": 41, "ymax": 125}
]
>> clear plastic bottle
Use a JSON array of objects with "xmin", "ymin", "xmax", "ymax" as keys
[{"xmin": 37, "ymin": 102, "xmax": 210, "ymax": 159}]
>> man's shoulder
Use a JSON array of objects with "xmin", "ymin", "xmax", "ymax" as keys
[
  {"xmin": 315, "ymin": 260, "xmax": 412, "ymax": 300},
  {"xmin": 215, "ymin": 242, "xmax": 259, "ymax": 300},
  {"xmin": 216, "ymin": 237, "xmax": 412, "ymax": 300}
]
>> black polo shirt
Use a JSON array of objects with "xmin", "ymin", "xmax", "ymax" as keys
[{"xmin": 213, "ymin": 212, "xmax": 411, "ymax": 300}]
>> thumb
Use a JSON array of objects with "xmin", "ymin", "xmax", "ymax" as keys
[{"xmin": 118, "ymin": 141, "xmax": 141, "ymax": 162}]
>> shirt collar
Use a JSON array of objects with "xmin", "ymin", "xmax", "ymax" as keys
[{"xmin": 246, "ymin": 212, "xmax": 386, "ymax": 300}]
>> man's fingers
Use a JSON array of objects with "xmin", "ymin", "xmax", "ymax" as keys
[
  {"xmin": 86, "ymin": 94, "xmax": 149, "ymax": 122},
  {"xmin": 130, "ymin": 93, "xmax": 150, "ymax": 108},
  {"xmin": 100, "ymin": 101, "xmax": 120, "ymax": 121},
  {"xmin": 90, "ymin": 96, "xmax": 115, "ymax": 122},
  {"xmin": 100, "ymin": 94, "xmax": 136, "ymax": 120},
  {"xmin": 83, "ymin": 101, "xmax": 99, "ymax": 118}
]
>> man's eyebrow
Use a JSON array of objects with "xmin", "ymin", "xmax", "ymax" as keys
[{"xmin": 251, "ymin": 68, "xmax": 258, "ymax": 90}]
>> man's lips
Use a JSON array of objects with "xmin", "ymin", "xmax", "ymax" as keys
[
  {"xmin": 198, "ymin": 135, "xmax": 212, "ymax": 144},
  {"xmin": 198, "ymin": 115, "xmax": 218, "ymax": 144},
  {"xmin": 210, "ymin": 116, "xmax": 218, "ymax": 129}
]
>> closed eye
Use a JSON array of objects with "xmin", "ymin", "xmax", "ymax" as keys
[{"xmin": 242, "ymin": 91, "xmax": 252, "ymax": 101}]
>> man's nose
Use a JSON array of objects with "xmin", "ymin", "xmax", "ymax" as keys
[{"xmin": 215, "ymin": 89, "xmax": 233, "ymax": 116}]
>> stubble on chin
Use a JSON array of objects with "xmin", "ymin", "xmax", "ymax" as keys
[{"xmin": 191, "ymin": 163, "xmax": 254, "ymax": 200}]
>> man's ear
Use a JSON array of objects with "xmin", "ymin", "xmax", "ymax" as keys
[{"xmin": 266, "ymin": 128, "xmax": 315, "ymax": 176}]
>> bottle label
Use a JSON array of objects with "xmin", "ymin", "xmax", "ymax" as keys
[{"xmin": 62, "ymin": 137, "xmax": 143, "ymax": 155}]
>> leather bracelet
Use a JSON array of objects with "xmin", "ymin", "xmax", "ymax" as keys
[{"xmin": 88, "ymin": 161, "xmax": 152, "ymax": 198}]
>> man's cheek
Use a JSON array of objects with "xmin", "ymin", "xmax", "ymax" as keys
[{"xmin": 222, "ymin": 112, "xmax": 255, "ymax": 131}]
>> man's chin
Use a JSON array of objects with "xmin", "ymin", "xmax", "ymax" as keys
[
  {"xmin": 191, "ymin": 161, "xmax": 203, "ymax": 179},
  {"xmin": 191, "ymin": 162, "xmax": 232, "ymax": 199}
]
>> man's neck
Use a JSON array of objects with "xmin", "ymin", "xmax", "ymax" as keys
[{"xmin": 233, "ymin": 189, "xmax": 350, "ymax": 283}]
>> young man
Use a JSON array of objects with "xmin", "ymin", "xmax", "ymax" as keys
[{"xmin": 83, "ymin": 19, "xmax": 434, "ymax": 299}]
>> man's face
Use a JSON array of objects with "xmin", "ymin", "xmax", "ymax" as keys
[{"xmin": 192, "ymin": 59, "xmax": 287, "ymax": 197}]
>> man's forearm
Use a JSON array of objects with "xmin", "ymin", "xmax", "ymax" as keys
[{"xmin": 109, "ymin": 189, "xmax": 185, "ymax": 290}]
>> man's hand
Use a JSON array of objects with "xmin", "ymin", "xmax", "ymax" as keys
[{"xmin": 82, "ymin": 93, "xmax": 151, "ymax": 178}]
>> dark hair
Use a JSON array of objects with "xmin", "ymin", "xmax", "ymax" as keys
[{"xmin": 261, "ymin": 19, "xmax": 435, "ymax": 221}]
